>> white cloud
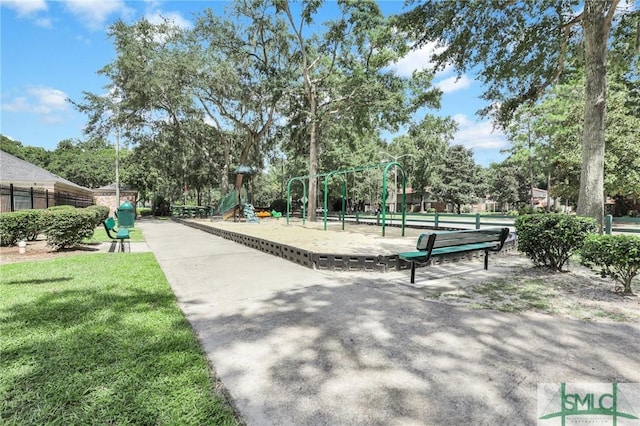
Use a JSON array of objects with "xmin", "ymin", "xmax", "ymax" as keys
[
  {"xmin": 2, "ymin": 86, "xmax": 70, "ymax": 123},
  {"xmin": 63, "ymin": 0, "xmax": 134, "ymax": 30},
  {"xmin": 145, "ymin": 10, "xmax": 192, "ymax": 29},
  {"xmin": 389, "ymin": 42, "xmax": 444, "ymax": 78},
  {"xmin": 29, "ymin": 87, "xmax": 68, "ymax": 113},
  {"xmin": 0, "ymin": 0, "xmax": 47, "ymax": 16},
  {"xmin": 451, "ymin": 114, "xmax": 507, "ymax": 151},
  {"xmin": 452, "ymin": 114, "xmax": 471, "ymax": 126},
  {"xmin": 34, "ymin": 17, "xmax": 52, "ymax": 28},
  {"xmin": 435, "ymin": 74, "xmax": 473, "ymax": 94},
  {"xmin": 2, "ymin": 97, "xmax": 29, "ymax": 112}
]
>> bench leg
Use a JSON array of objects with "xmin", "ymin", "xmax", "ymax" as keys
[
  {"xmin": 484, "ymin": 250, "xmax": 489, "ymax": 270},
  {"xmin": 410, "ymin": 262, "xmax": 416, "ymax": 284},
  {"xmin": 119, "ymin": 239, "xmax": 125, "ymax": 252}
]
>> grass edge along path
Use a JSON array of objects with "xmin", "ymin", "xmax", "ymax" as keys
[{"xmin": 0, "ymin": 253, "xmax": 240, "ymax": 425}]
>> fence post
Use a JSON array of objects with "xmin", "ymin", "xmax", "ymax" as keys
[
  {"xmin": 434, "ymin": 211, "xmax": 439, "ymax": 228},
  {"xmin": 9, "ymin": 183, "xmax": 14, "ymax": 212},
  {"xmin": 46, "ymin": 189, "xmax": 49, "ymax": 208},
  {"xmin": 475, "ymin": 213, "xmax": 481, "ymax": 229},
  {"xmin": 30, "ymin": 186, "xmax": 34, "ymax": 209},
  {"xmin": 604, "ymin": 214, "xmax": 612, "ymax": 235}
]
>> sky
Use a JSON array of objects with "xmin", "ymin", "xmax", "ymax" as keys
[{"xmin": 0, "ymin": 0, "xmax": 509, "ymax": 167}]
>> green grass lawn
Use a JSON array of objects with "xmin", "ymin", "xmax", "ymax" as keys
[
  {"xmin": 0, "ymin": 254, "xmax": 239, "ymax": 425},
  {"xmin": 84, "ymin": 226, "xmax": 146, "ymax": 243}
]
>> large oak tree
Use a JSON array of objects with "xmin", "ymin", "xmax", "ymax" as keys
[{"xmin": 399, "ymin": 0, "xmax": 636, "ymax": 227}]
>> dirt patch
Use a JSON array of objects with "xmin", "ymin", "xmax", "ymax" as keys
[
  {"xmin": 426, "ymin": 253, "xmax": 640, "ymax": 323},
  {"xmin": 0, "ymin": 238, "xmax": 102, "ymax": 265}
]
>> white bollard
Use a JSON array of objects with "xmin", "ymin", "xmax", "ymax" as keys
[{"xmin": 18, "ymin": 240, "xmax": 26, "ymax": 254}]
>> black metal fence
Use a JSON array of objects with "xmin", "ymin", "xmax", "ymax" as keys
[{"xmin": 0, "ymin": 184, "xmax": 94, "ymax": 212}]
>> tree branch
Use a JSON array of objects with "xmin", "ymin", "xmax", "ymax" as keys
[{"xmin": 603, "ymin": 0, "xmax": 621, "ymax": 36}]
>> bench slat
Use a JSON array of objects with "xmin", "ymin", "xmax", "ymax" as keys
[
  {"xmin": 116, "ymin": 229, "xmax": 130, "ymax": 239},
  {"xmin": 431, "ymin": 242, "xmax": 498, "ymax": 255},
  {"xmin": 416, "ymin": 228, "xmax": 505, "ymax": 250},
  {"xmin": 398, "ymin": 252, "xmax": 428, "ymax": 261},
  {"xmin": 403, "ymin": 227, "xmax": 509, "ymax": 284}
]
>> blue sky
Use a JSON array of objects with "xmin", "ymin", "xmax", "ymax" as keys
[{"xmin": 1, "ymin": 0, "xmax": 508, "ymax": 166}]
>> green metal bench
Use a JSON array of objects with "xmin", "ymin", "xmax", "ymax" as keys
[
  {"xmin": 399, "ymin": 228, "xmax": 510, "ymax": 284},
  {"xmin": 103, "ymin": 217, "xmax": 130, "ymax": 252}
]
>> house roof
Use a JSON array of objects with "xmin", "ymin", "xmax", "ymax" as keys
[
  {"xmin": 94, "ymin": 182, "xmax": 136, "ymax": 191},
  {"xmin": 0, "ymin": 150, "xmax": 89, "ymax": 191},
  {"xmin": 531, "ymin": 187, "xmax": 548, "ymax": 198}
]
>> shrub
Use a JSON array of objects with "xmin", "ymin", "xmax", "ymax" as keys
[
  {"xmin": 152, "ymin": 195, "xmax": 170, "ymax": 216},
  {"xmin": 0, "ymin": 212, "xmax": 23, "ymax": 246},
  {"xmin": 0, "ymin": 210, "xmax": 45, "ymax": 245},
  {"xmin": 518, "ymin": 205, "xmax": 543, "ymax": 216},
  {"xmin": 515, "ymin": 214, "xmax": 598, "ymax": 271},
  {"xmin": 85, "ymin": 205, "xmax": 110, "ymax": 226},
  {"xmin": 18, "ymin": 209, "xmax": 45, "ymax": 241},
  {"xmin": 269, "ymin": 199, "xmax": 287, "ymax": 213},
  {"xmin": 47, "ymin": 205, "xmax": 76, "ymax": 210},
  {"xmin": 42, "ymin": 208, "xmax": 96, "ymax": 250},
  {"xmin": 461, "ymin": 205, "xmax": 473, "ymax": 214},
  {"xmin": 581, "ymin": 234, "xmax": 640, "ymax": 295},
  {"xmin": 138, "ymin": 207, "xmax": 152, "ymax": 217},
  {"xmin": 426, "ymin": 208, "xmax": 436, "ymax": 213}
]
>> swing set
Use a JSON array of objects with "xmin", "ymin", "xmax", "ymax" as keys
[{"xmin": 285, "ymin": 162, "xmax": 407, "ymax": 237}]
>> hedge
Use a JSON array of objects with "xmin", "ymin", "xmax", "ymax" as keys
[
  {"xmin": 43, "ymin": 207, "xmax": 97, "ymax": 250},
  {"xmin": 581, "ymin": 234, "xmax": 640, "ymax": 295},
  {"xmin": 0, "ymin": 210, "xmax": 45, "ymax": 246},
  {"xmin": 515, "ymin": 214, "xmax": 598, "ymax": 271}
]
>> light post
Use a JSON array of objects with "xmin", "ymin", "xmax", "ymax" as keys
[
  {"xmin": 110, "ymin": 87, "xmax": 123, "ymax": 213},
  {"xmin": 379, "ymin": 151, "xmax": 415, "ymax": 213},
  {"xmin": 115, "ymin": 125, "xmax": 120, "ymax": 209}
]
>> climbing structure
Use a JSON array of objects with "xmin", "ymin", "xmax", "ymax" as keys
[{"xmin": 216, "ymin": 166, "xmax": 259, "ymax": 223}]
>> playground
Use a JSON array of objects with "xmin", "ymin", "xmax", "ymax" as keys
[{"xmin": 215, "ymin": 162, "xmax": 411, "ymax": 236}]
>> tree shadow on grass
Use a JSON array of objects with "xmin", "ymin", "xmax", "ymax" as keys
[
  {"xmin": 4, "ymin": 277, "xmax": 72, "ymax": 285},
  {"xmin": 1, "ymin": 287, "xmax": 237, "ymax": 425},
  {"xmin": 185, "ymin": 276, "xmax": 640, "ymax": 425}
]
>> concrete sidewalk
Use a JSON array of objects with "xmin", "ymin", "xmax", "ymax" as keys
[{"xmin": 137, "ymin": 219, "xmax": 640, "ymax": 425}]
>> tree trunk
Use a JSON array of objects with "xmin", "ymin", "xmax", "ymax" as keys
[
  {"xmin": 308, "ymin": 118, "xmax": 319, "ymax": 221},
  {"xmin": 221, "ymin": 137, "xmax": 230, "ymax": 196},
  {"xmin": 577, "ymin": 0, "xmax": 609, "ymax": 230}
]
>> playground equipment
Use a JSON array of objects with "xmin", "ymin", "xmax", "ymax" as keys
[
  {"xmin": 286, "ymin": 162, "xmax": 407, "ymax": 236},
  {"xmin": 217, "ymin": 166, "xmax": 259, "ymax": 223}
]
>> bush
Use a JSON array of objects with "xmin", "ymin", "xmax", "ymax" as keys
[
  {"xmin": 138, "ymin": 207, "xmax": 152, "ymax": 217},
  {"xmin": 515, "ymin": 214, "xmax": 598, "ymax": 271},
  {"xmin": 0, "ymin": 210, "xmax": 45, "ymax": 246},
  {"xmin": 426, "ymin": 208, "xmax": 436, "ymax": 213},
  {"xmin": 152, "ymin": 195, "xmax": 170, "ymax": 216},
  {"xmin": 518, "ymin": 205, "xmax": 543, "ymax": 216},
  {"xmin": 0, "ymin": 212, "xmax": 23, "ymax": 246},
  {"xmin": 47, "ymin": 205, "xmax": 76, "ymax": 210},
  {"xmin": 269, "ymin": 199, "xmax": 287, "ymax": 213},
  {"xmin": 581, "ymin": 234, "xmax": 640, "ymax": 295},
  {"xmin": 43, "ymin": 208, "xmax": 96, "ymax": 250},
  {"xmin": 85, "ymin": 205, "xmax": 110, "ymax": 226}
]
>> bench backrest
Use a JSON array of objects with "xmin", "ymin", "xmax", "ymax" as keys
[
  {"xmin": 104, "ymin": 217, "xmax": 116, "ymax": 232},
  {"xmin": 416, "ymin": 228, "xmax": 509, "ymax": 251}
]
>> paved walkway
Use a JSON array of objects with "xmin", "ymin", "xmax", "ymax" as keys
[{"xmin": 137, "ymin": 219, "xmax": 640, "ymax": 425}]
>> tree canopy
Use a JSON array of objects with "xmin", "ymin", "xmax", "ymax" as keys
[{"xmin": 398, "ymin": 0, "xmax": 637, "ymax": 227}]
